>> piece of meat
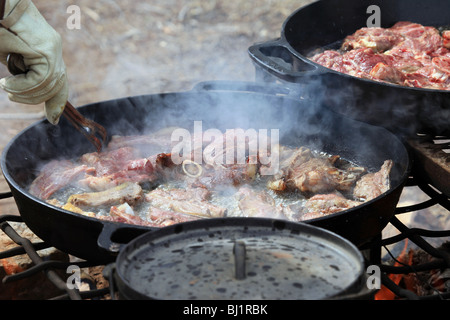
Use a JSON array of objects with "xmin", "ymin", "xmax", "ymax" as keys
[
  {"xmin": 353, "ymin": 160, "xmax": 393, "ymax": 201},
  {"xmin": 311, "ymin": 48, "xmax": 389, "ymax": 79},
  {"xmin": 405, "ymin": 64, "xmax": 449, "ymax": 90},
  {"xmin": 109, "ymin": 203, "xmax": 160, "ymax": 227},
  {"xmin": 384, "ymin": 46, "xmax": 427, "ymax": 73},
  {"xmin": 68, "ymin": 182, "xmax": 143, "ymax": 207},
  {"xmin": 147, "ymin": 206, "xmax": 201, "ymax": 226},
  {"xmin": 300, "ymin": 192, "xmax": 362, "ymax": 221},
  {"xmin": 341, "ymin": 27, "xmax": 403, "ymax": 53},
  {"xmin": 287, "ymin": 157, "xmax": 365, "ymax": 194},
  {"xmin": 309, "ymin": 21, "xmax": 450, "ymax": 90},
  {"xmin": 79, "ymin": 157, "xmax": 157, "ymax": 191},
  {"xmin": 288, "ymin": 158, "xmax": 338, "ymax": 193},
  {"xmin": 265, "ymin": 146, "xmax": 312, "ymax": 191},
  {"xmin": 189, "ymin": 163, "xmax": 258, "ymax": 190},
  {"xmin": 266, "ymin": 146, "xmax": 364, "ymax": 194},
  {"xmin": 390, "ymin": 22, "xmax": 443, "ymax": 55},
  {"xmin": 341, "ymin": 47, "xmax": 392, "ymax": 76},
  {"xmin": 310, "ymin": 50, "xmax": 347, "ymax": 73},
  {"xmin": 61, "ymin": 202, "xmax": 97, "ymax": 218},
  {"xmin": 78, "ymin": 149, "xmax": 172, "ymax": 191},
  {"xmin": 443, "ymin": 30, "xmax": 450, "ymax": 49},
  {"xmin": 145, "ymin": 187, "xmax": 225, "ymax": 218},
  {"xmin": 369, "ymin": 62, "xmax": 405, "ymax": 84},
  {"xmin": 236, "ymin": 185, "xmax": 286, "ymax": 219},
  {"xmin": 29, "ymin": 160, "xmax": 95, "ymax": 200},
  {"xmin": 80, "ymin": 147, "xmax": 141, "ymax": 176},
  {"xmin": 432, "ymin": 56, "xmax": 450, "ymax": 75},
  {"xmin": 106, "ymin": 127, "xmax": 177, "ymax": 154}
]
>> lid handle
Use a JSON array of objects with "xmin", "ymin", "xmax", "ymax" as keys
[{"xmin": 233, "ymin": 241, "xmax": 246, "ymax": 280}]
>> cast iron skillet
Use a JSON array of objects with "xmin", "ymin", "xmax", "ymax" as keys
[
  {"xmin": 1, "ymin": 82, "xmax": 410, "ymax": 262},
  {"xmin": 248, "ymin": 0, "xmax": 450, "ymax": 136}
]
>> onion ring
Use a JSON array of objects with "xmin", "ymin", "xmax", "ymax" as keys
[{"xmin": 182, "ymin": 160, "xmax": 203, "ymax": 178}]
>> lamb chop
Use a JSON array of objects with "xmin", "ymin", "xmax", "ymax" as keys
[
  {"xmin": 67, "ymin": 182, "xmax": 143, "ymax": 208},
  {"xmin": 288, "ymin": 157, "xmax": 366, "ymax": 194},
  {"xmin": 353, "ymin": 160, "xmax": 393, "ymax": 201},
  {"xmin": 266, "ymin": 145, "xmax": 365, "ymax": 195},
  {"xmin": 265, "ymin": 145, "xmax": 312, "ymax": 191},
  {"xmin": 299, "ymin": 192, "xmax": 362, "ymax": 221}
]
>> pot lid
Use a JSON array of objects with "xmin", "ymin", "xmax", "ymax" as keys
[{"xmin": 116, "ymin": 218, "xmax": 364, "ymax": 300}]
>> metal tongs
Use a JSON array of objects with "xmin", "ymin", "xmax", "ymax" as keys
[{"xmin": 6, "ymin": 53, "xmax": 107, "ymax": 152}]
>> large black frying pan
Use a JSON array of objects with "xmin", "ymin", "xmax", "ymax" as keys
[
  {"xmin": 248, "ymin": 0, "xmax": 450, "ymax": 136},
  {"xmin": 1, "ymin": 82, "xmax": 409, "ymax": 262}
]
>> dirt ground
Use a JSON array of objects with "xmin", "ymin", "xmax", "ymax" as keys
[{"xmin": 0, "ymin": 0, "xmax": 311, "ymax": 213}]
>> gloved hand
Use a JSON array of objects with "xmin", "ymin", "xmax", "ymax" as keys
[{"xmin": 0, "ymin": 0, "xmax": 68, "ymax": 124}]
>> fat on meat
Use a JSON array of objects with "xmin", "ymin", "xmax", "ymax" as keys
[
  {"xmin": 29, "ymin": 160, "xmax": 95, "ymax": 200},
  {"xmin": 68, "ymin": 182, "xmax": 143, "ymax": 208}
]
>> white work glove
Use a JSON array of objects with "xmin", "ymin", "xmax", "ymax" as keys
[{"xmin": 0, "ymin": 0, "xmax": 68, "ymax": 124}]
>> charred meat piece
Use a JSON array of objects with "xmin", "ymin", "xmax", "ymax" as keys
[
  {"xmin": 29, "ymin": 160, "xmax": 95, "ymax": 200},
  {"xmin": 236, "ymin": 185, "xmax": 286, "ymax": 219},
  {"xmin": 300, "ymin": 192, "xmax": 362, "ymax": 221},
  {"xmin": 145, "ymin": 187, "xmax": 225, "ymax": 218},
  {"xmin": 68, "ymin": 182, "xmax": 143, "ymax": 208},
  {"xmin": 353, "ymin": 160, "xmax": 393, "ymax": 201}
]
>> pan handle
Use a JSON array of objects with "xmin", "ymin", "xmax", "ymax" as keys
[
  {"xmin": 97, "ymin": 222, "xmax": 150, "ymax": 255},
  {"xmin": 248, "ymin": 38, "xmax": 324, "ymax": 83},
  {"xmin": 192, "ymin": 80, "xmax": 291, "ymax": 96}
]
